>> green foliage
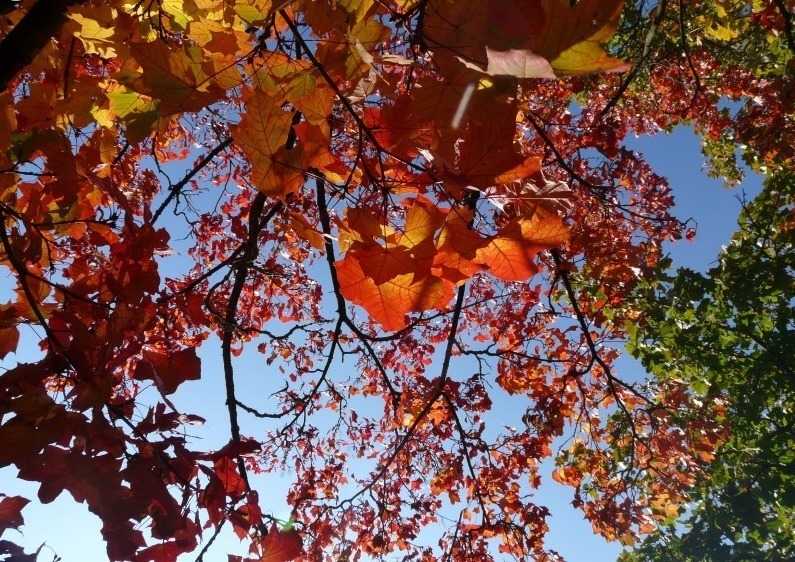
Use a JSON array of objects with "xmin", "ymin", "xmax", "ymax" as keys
[{"xmin": 622, "ymin": 171, "xmax": 795, "ymax": 561}]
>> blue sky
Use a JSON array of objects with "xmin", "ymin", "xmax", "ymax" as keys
[{"xmin": 0, "ymin": 126, "xmax": 763, "ymax": 561}]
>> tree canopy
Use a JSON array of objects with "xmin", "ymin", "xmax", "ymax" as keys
[
  {"xmin": 0, "ymin": 1, "xmax": 792, "ymax": 561},
  {"xmin": 621, "ymin": 170, "xmax": 795, "ymax": 561}
]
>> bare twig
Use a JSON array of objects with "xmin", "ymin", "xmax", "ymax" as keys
[
  {"xmin": 151, "ymin": 137, "xmax": 234, "ymax": 226},
  {"xmin": 220, "ymin": 192, "xmax": 282, "ymax": 488}
]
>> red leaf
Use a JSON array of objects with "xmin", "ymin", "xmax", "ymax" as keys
[
  {"xmin": 134, "ymin": 347, "xmax": 201, "ymax": 395},
  {"xmin": 0, "ymin": 540, "xmax": 36, "ymax": 562},
  {"xmin": 0, "ymin": 326, "xmax": 19, "ymax": 360},
  {"xmin": 214, "ymin": 456, "xmax": 246, "ymax": 498},
  {"xmin": 260, "ymin": 525, "xmax": 302, "ymax": 562},
  {"xmin": 0, "ymin": 495, "xmax": 29, "ymax": 535}
]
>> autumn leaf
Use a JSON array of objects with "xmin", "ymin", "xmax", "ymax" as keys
[
  {"xmin": 134, "ymin": 348, "xmax": 201, "ymax": 395},
  {"xmin": 0, "ymin": 326, "xmax": 19, "ymax": 360},
  {"xmin": 259, "ymin": 525, "xmax": 302, "ymax": 562},
  {"xmin": 126, "ymin": 40, "xmax": 238, "ymax": 115},
  {"xmin": 68, "ymin": 6, "xmax": 121, "ymax": 59},
  {"xmin": 335, "ymin": 197, "xmax": 456, "ymax": 330},
  {"xmin": 475, "ymin": 215, "xmax": 570, "ymax": 281},
  {"xmin": 214, "ymin": 456, "xmax": 246, "ymax": 498},
  {"xmin": 423, "ymin": 0, "xmax": 626, "ymax": 77},
  {"xmin": 533, "ymin": 0, "xmax": 628, "ymax": 75},
  {"xmin": 231, "ymin": 86, "xmax": 305, "ymax": 197},
  {"xmin": 0, "ymin": 495, "xmax": 29, "ymax": 535},
  {"xmin": 483, "ymin": 170, "xmax": 576, "ymax": 217},
  {"xmin": 433, "ymin": 207, "xmax": 489, "ymax": 283},
  {"xmin": 429, "ymin": 92, "xmax": 542, "ymax": 191},
  {"xmin": 336, "ymin": 245, "xmax": 455, "ymax": 331},
  {"xmin": 483, "ymin": 47, "xmax": 555, "ymax": 79},
  {"xmin": 2, "ymin": 0, "xmax": 780, "ymax": 560}
]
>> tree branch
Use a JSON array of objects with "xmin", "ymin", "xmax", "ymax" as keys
[
  {"xmin": 774, "ymin": 0, "xmax": 795, "ymax": 54},
  {"xmin": 313, "ymin": 175, "xmax": 401, "ymax": 407},
  {"xmin": 0, "ymin": 0, "xmax": 87, "ymax": 92},
  {"xmin": 151, "ymin": 137, "xmax": 233, "ymax": 226},
  {"xmin": 220, "ymin": 192, "xmax": 281, "ymax": 488}
]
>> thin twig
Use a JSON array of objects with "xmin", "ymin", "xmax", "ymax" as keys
[{"xmin": 151, "ymin": 137, "xmax": 233, "ymax": 226}]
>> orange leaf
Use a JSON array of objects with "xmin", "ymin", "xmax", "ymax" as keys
[
  {"xmin": 434, "ymin": 208, "xmax": 489, "ymax": 283},
  {"xmin": 260, "ymin": 525, "xmax": 303, "ymax": 562},
  {"xmin": 534, "ymin": 0, "xmax": 628, "ymax": 75},
  {"xmin": 475, "ymin": 216, "xmax": 569, "ymax": 281},
  {"xmin": 289, "ymin": 211, "xmax": 325, "ymax": 250},
  {"xmin": 336, "ymin": 246, "xmax": 454, "ymax": 331},
  {"xmin": 336, "ymin": 198, "xmax": 455, "ymax": 330},
  {"xmin": 394, "ymin": 195, "xmax": 448, "ymax": 247},
  {"xmin": 232, "ymin": 87, "xmax": 305, "ymax": 198},
  {"xmin": 127, "ymin": 41, "xmax": 236, "ymax": 115}
]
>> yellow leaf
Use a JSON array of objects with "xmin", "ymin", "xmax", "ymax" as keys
[
  {"xmin": 187, "ymin": 17, "xmax": 254, "ymax": 57},
  {"xmin": 235, "ymin": 0, "xmax": 274, "ymax": 25},
  {"xmin": 68, "ymin": 7, "xmax": 119, "ymax": 58}
]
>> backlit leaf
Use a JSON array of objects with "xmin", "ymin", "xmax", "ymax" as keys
[
  {"xmin": 260, "ymin": 525, "xmax": 302, "ymax": 562},
  {"xmin": 476, "ymin": 216, "xmax": 570, "ymax": 281}
]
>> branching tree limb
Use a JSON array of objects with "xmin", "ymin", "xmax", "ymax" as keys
[{"xmin": 0, "ymin": 0, "xmax": 87, "ymax": 92}]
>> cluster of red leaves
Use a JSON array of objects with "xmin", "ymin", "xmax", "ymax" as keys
[{"xmin": 1, "ymin": 0, "xmax": 785, "ymax": 560}]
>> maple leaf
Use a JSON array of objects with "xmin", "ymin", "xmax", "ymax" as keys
[
  {"xmin": 0, "ymin": 495, "xmax": 29, "ymax": 535},
  {"xmin": 423, "ymin": 0, "xmax": 626, "ymax": 77},
  {"xmin": 532, "ymin": 0, "xmax": 628, "ymax": 75},
  {"xmin": 336, "ymin": 197, "xmax": 456, "ymax": 330},
  {"xmin": 3, "ymin": 0, "xmax": 783, "ymax": 560},
  {"xmin": 125, "ymin": 40, "xmax": 238, "ymax": 115},
  {"xmin": 433, "ymin": 207, "xmax": 489, "ymax": 283},
  {"xmin": 483, "ymin": 170, "xmax": 576, "ymax": 217},
  {"xmin": 483, "ymin": 48, "xmax": 555, "ymax": 79},
  {"xmin": 259, "ymin": 525, "xmax": 302, "ymax": 562},
  {"xmin": 0, "ymin": 326, "xmax": 19, "ymax": 360},
  {"xmin": 475, "ymin": 215, "xmax": 570, "ymax": 281},
  {"xmin": 426, "ymin": 92, "xmax": 542, "ymax": 193},
  {"xmin": 214, "ymin": 456, "xmax": 246, "ymax": 498},
  {"xmin": 67, "ymin": 6, "xmax": 121, "ymax": 59},
  {"xmin": 231, "ymin": 87, "xmax": 305, "ymax": 198},
  {"xmin": 336, "ymin": 245, "xmax": 455, "ymax": 331},
  {"xmin": 134, "ymin": 348, "xmax": 201, "ymax": 395}
]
